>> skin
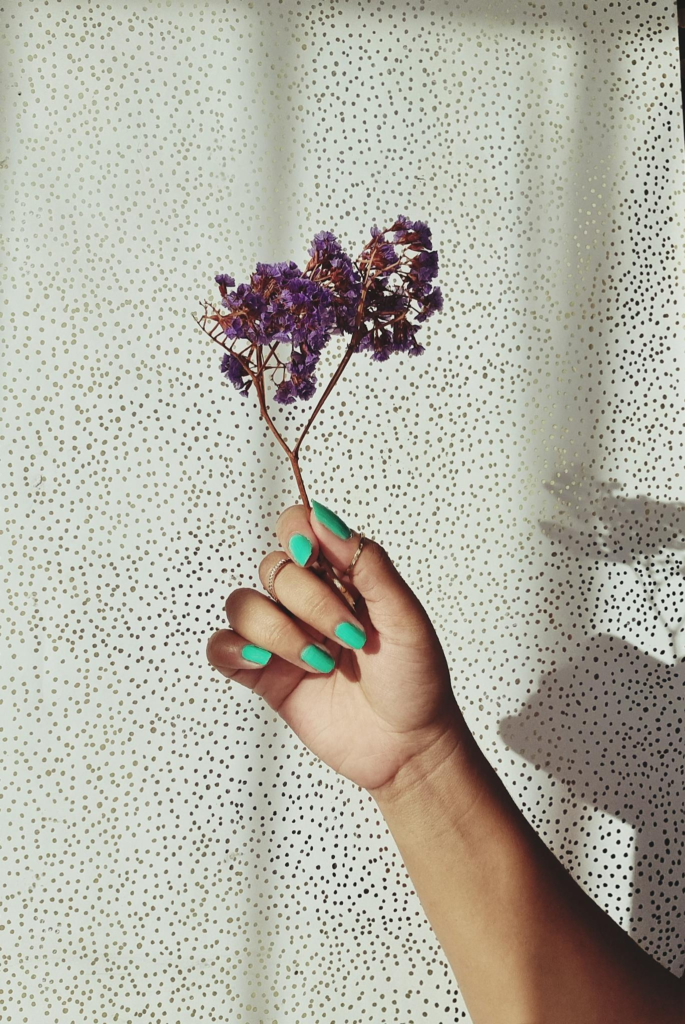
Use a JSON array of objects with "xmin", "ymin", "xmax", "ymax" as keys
[
  {"xmin": 206, "ymin": 502, "xmax": 685, "ymax": 1022},
  {"xmin": 205, "ymin": 501, "xmax": 470, "ymax": 798}
]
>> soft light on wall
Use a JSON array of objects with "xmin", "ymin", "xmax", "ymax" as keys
[{"xmin": 2, "ymin": 1, "xmax": 685, "ymax": 1021}]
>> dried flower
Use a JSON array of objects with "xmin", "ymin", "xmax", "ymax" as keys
[{"xmin": 194, "ymin": 216, "xmax": 442, "ymax": 607}]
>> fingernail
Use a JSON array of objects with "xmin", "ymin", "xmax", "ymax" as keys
[
  {"xmin": 288, "ymin": 533, "xmax": 313, "ymax": 567},
  {"xmin": 242, "ymin": 644, "xmax": 272, "ymax": 665},
  {"xmin": 311, "ymin": 499, "xmax": 352, "ymax": 540},
  {"xmin": 300, "ymin": 643, "xmax": 336, "ymax": 673},
  {"xmin": 335, "ymin": 622, "xmax": 367, "ymax": 649}
]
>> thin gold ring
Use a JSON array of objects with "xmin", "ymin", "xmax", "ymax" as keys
[
  {"xmin": 346, "ymin": 532, "xmax": 366, "ymax": 574},
  {"xmin": 267, "ymin": 533, "xmax": 367, "ymax": 607},
  {"xmin": 267, "ymin": 557, "xmax": 291, "ymax": 601}
]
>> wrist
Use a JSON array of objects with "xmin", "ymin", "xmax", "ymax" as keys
[{"xmin": 367, "ymin": 713, "xmax": 492, "ymax": 831}]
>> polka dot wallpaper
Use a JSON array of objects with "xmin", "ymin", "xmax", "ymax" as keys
[{"xmin": 2, "ymin": 1, "xmax": 685, "ymax": 1021}]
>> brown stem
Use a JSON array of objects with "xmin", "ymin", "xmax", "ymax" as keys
[
  {"xmin": 292, "ymin": 233, "xmax": 384, "ymax": 459},
  {"xmin": 287, "ymin": 449, "xmax": 356, "ymax": 610},
  {"xmin": 194, "ymin": 308, "xmax": 356, "ymax": 609},
  {"xmin": 291, "ymin": 329, "xmax": 362, "ymax": 459},
  {"xmin": 195, "ymin": 229, "xmax": 395, "ymax": 612}
]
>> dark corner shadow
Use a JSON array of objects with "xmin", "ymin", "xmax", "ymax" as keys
[{"xmin": 498, "ymin": 462, "xmax": 685, "ymax": 974}]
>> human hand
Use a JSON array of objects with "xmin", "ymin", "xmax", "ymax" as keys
[{"xmin": 206, "ymin": 500, "xmax": 472, "ymax": 799}]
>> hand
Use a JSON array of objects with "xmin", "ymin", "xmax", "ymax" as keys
[{"xmin": 206, "ymin": 501, "xmax": 472, "ymax": 798}]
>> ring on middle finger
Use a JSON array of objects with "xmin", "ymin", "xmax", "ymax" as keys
[
  {"xmin": 267, "ymin": 557, "xmax": 292, "ymax": 602},
  {"xmin": 261, "ymin": 555, "xmax": 367, "ymax": 651}
]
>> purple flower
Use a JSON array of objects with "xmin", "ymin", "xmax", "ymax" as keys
[
  {"xmin": 390, "ymin": 215, "xmax": 433, "ymax": 250},
  {"xmin": 360, "ymin": 226, "xmax": 400, "ymax": 281},
  {"xmin": 406, "ymin": 249, "xmax": 439, "ymax": 300},
  {"xmin": 220, "ymin": 350, "xmax": 252, "ymax": 399},
  {"xmin": 305, "ymin": 230, "xmax": 363, "ymax": 334},
  {"xmin": 416, "ymin": 286, "xmax": 443, "ymax": 322},
  {"xmin": 204, "ymin": 215, "xmax": 441, "ymax": 404},
  {"xmin": 274, "ymin": 379, "xmax": 297, "ymax": 405},
  {"xmin": 215, "ymin": 273, "xmax": 236, "ymax": 289}
]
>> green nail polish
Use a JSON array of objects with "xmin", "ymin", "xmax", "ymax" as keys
[
  {"xmin": 288, "ymin": 533, "xmax": 313, "ymax": 567},
  {"xmin": 242, "ymin": 644, "xmax": 272, "ymax": 666},
  {"xmin": 301, "ymin": 643, "xmax": 336, "ymax": 673},
  {"xmin": 311, "ymin": 499, "xmax": 352, "ymax": 540},
  {"xmin": 335, "ymin": 622, "xmax": 367, "ymax": 649}
]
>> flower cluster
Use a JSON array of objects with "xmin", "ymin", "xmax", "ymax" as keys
[{"xmin": 207, "ymin": 215, "xmax": 442, "ymax": 405}]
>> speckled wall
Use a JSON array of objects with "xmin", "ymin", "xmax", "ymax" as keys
[{"xmin": 2, "ymin": 1, "xmax": 685, "ymax": 1021}]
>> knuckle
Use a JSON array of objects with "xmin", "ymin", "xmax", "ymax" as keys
[
  {"xmin": 368, "ymin": 538, "xmax": 393, "ymax": 566},
  {"xmin": 224, "ymin": 587, "xmax": 252, "ymax": 621},
  {"xmin": 262, "ymin": 616, "xmax": 293, "ymax": 650},
  {"xmin": 257, "ymin": 558, "xmax": 270, "ymax": 587},
  {"xmin": 276, "ymin": 505, "xmax": 296, "ymax": 531},
  {"xmin": 359, "ymin": 539, "xmax": 392, "ymax": 585},
  {"xmin": 276, "ymin": 507, "xmax": 288, "ymax": 530},
  {"xmin": 305, "ymin": 588, "xmax": 331, "ymax": 621},
  {"xmin": 206, "ymin": 630, "xmax": 231, "ymax": 664},
  {"xmin": 258, "ymin": 552, "xmax": 270, "ymax": 573}
]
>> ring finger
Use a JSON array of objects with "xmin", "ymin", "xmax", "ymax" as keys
[
  {"xmin": 258, "ymin": 552, "xmax": 368, "ymax": 656},
  {"xmin": 224, "ymin": 587, "xmax": 339, "ymax": 674}
]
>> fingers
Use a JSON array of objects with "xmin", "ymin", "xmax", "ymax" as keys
[
  {"xmin": 276, "ymin": 504, "xmax": 319, "ymax": 568},
  {"xmin": 257, "ymin": 555, "xmax": 368, "ymax": 653},
  {"xmin": 225, "ymin": 586, "xmax": 343, "ymax": 673},
  {"xmin": 206, "ymin": 626, "xmax": 275, "ymax": 683},
  {"xmin": 207, "ymin": 624, "xmax": 311, "ymax": 674},
  {"xmin": 276, "ymin": 501, "xmax": 363, "ymax": 578},
  {"xmin": 207, "ymin": 504, "xmax": 369, "ymax": 689},
  {"xmin": 274, "ymin": 500, "xmax": 424, "ymax": 647},
  {"xmin": 306, "ymin": 499, "xmax": 431, "ymax": 646},
  {"xmin": 206, "ymin": 626, "xmax": 316, "ymax": 708}
]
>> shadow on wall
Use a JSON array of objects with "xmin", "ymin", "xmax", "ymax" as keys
[{"xmin": 499, "ymin": 463, "xmax": 685, "ymax": 972}]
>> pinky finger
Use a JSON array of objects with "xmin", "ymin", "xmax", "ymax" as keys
[{"xmin": 206, "ymin": 628, "xmax": 275, "ymax": 689}]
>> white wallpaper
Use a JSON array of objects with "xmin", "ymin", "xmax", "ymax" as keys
[{"xmin": 2, "ymin": 1, "xmax": 685, "ymax": 1021}]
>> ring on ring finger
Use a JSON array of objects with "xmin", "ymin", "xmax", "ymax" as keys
[
  {"xmin": 226, "ymin": 588, "xmax": 337, "ymax": 674},
  {"xmin": 258, "ymin": 554, "xmax": 367, "ymax": 654}
]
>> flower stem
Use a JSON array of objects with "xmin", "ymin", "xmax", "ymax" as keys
[
  {"xmin": 196, "ymin": 231, "xmax": 388, "ymax": 613},
  {"xmin": 291, "ymin": 327, "xmax": 362, "ymax": 459},
  {"xmin": 193, "ymin": 307, "xmax": 356, "ymax": 608},
  {"xmin": 292, "ymin": 234, "xmax": 382, "ymax": 459}
]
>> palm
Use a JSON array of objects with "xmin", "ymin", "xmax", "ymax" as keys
[{"xmin": 244, "ymin": 597, "xmax": 460, "ymax": 793}]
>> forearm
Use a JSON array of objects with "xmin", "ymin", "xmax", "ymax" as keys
[{"xmin": 369, "ymin": 725, "xmax": 684, "ymax": 1024}]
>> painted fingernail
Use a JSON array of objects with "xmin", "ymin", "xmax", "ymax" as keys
[
  {"xmin": 311, "ymin": 499, "xmax": 352, "ymax": 540},
  {"xmin": 335, "ymin": 622, "xmax": 367, "ymax": 649},
  {"xmin": 300, "ymin": 643, "xmax": 336, "ymax": 673},
  {"xmin": 242, "ymin": 644, "xmax": 273, "ymax": 665},
  {"xmin": 288, "ymin": 533, "xmax": 313, "ymax": 567}
]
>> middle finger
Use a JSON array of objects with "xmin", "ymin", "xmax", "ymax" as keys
[{"xmin": 258, "ymin": 553, "xmax": 368, "ymax": 653}]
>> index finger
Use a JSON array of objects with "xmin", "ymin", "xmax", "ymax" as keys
[{"xmin": 276, "ymin": 503, "xmax": 319, "ymax": 569}]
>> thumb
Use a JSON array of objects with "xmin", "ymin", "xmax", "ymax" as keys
[{"xmin": 308, "ymin": 499, "xmax": 435, "ymax": 646}]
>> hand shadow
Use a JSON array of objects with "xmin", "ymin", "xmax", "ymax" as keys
[{"xmin": 498, "ymin": 463, "xmax": 685, "ymax": 975}]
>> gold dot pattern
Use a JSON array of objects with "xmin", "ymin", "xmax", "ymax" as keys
[{"xmin": 1, "ymin": 1, "xmax": 684, "ymax": 1021}]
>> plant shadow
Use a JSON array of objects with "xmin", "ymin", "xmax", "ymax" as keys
[{"xmin": 498, "ymin": 463, "xmax": 685, "ymax": 974}]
